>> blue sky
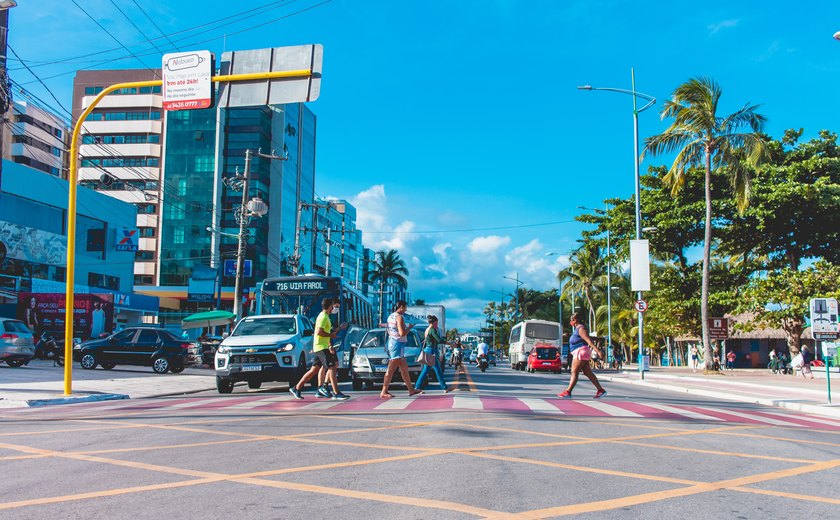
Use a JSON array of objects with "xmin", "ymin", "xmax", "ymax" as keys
[{"xmin": 9, "ymin": 1, "xmax": 840, "ymax": 329}]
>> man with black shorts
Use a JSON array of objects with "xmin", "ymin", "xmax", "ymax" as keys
[{"xmin": 289, "ymin": 298, "xmax": 349, "ymax": 400}]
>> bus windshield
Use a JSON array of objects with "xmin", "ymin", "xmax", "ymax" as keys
[{"xmin": 259, "ymin": 275, "xmax": 375, "ymax": 329}]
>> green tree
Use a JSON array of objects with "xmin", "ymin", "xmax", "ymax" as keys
[
  {"xmin": 368, "ymin": 249, "xmax": 409, "ymax": 321},
  {"xmin": 644, "ymin": 77, "xmax": 769, "ymax": 369},
  {"xmin": 736, "ymin": 261, "xmax": 840, "ymax": 354},
  {"xmin": 559, "ymin": 243, "xmax": 606, "ymax": 333}
]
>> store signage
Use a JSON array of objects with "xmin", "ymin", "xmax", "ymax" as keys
[
  {"xmin": 116, "ymin": 228, "xmax": 139, "ymax": 252},
  {"xmin": 162, "ymin": 50, "xmax": 214, "ymax": 110}
]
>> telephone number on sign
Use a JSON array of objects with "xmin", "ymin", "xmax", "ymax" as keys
[{"xmin": 163, "ymin": 99, "xmax": 212, "ymax": 110}]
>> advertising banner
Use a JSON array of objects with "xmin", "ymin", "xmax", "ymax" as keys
[
  {"xmin": 0, "ymin": 219, "xmax": 66, "ymax": 265},
  {"xmin": 17, "ymin": 293, "xmax": 114, "ymax": 339}
]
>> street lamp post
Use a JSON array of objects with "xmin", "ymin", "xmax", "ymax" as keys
[
  {"xmin": 503, "ymin": 273, "xmax": 524, "ymax": 322},
  {"xmin": 579, "ymin": 69, "xmax": 656, "ymax": 380}
]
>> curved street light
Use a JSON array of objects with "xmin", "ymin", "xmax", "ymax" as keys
[
  {"xmin": 578, "ymin": 69, "xmax": 656, "ymax": 380},
  {"xmin": 834, "ymin": 31, "xmax": 840, "ymax": 41}
]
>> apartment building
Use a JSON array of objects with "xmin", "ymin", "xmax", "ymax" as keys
[{"xmin": 5, "ymin": 100, "xmax": 67, "ymax": 176}]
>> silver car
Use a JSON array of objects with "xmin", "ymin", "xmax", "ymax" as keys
[
  {"xmin": 0, "ymin": 318, "xmax": 36, "ymax": 367},
  {"xmin": 350, "ymin": 328, "xmax": 424, "ymax": 391}
]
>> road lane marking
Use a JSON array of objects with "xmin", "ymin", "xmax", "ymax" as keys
[
  {"xmin": 374, "ymin": 398, "xmax": 415, "ymax": 410},
  {"xmin": 462, "ymin": 364, "xmax": 477, "ymax": 392},
  {"xmin": 614, "ymin": 440, "xmax": 818, "ymax": 464},
  {"xmin": 218, "ymin": 396, "xmax": 290, "ymax": 410},
  {"xmin": 731, "ymin": 485, "xmax": 840, "ymax": 505},
  {"xmin": 452, "ymin": 396, "xmax": 483, "ymax": 410},
  {"xmin": 641, "ymin": 402, "xmax": 725, "ymax": 422},
  {"xmin": 759, "ymin": 410, "xmax": 840, "ymax": 427},
  {"xmin": 513, "ymin": 459, "xmax": 840, "ymax": 518},
  {"xmin": 695, "ymin": 407, "xmax": 800, "ymax": 426},
  {"xmin": 517, "ymin": 398, "xmax": 564, "ymax": 413},
  {"xmin": 584, "ymin": 400, "xmax": 643, "ymax": 417}
]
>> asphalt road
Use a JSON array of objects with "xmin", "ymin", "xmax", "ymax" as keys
[{"xmin": 2, "ymin": 363, "xmax": 838, "ymax": 519}]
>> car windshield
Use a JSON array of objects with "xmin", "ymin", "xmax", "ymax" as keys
[
  {"xmin": 536, "ymin": 348, "xmax": 559, "ymax": 359},
  {"xmin": 232, "ymin": 318, "xmax": 297, "ymax": 336},
  {"xmin": 2, "ymin": 320, "xmax": 31, "ymax": 333},
  {"xmin": 359, "ymin": 330, "xmax": 420, "ymax": 349},
  {"xmin": 525, "ymin": 323, "xmax": 559, "ymax": 340}
]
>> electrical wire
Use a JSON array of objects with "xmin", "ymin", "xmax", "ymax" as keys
[{"xmin": 129, "ymin": 0, "xmax": 181, "ymax": 52}]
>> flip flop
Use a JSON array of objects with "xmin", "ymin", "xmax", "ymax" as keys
[
  {"xmin": 408, "ymin": 390, "xmax": 424, "ymax": 396},
  {"xmin": 380, "ymin": 392, "xmax": 394, "ymax": 399}
]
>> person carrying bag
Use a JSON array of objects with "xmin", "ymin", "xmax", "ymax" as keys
[{"xmin": 415, "ymin": 315, "xmax": 450, "ymax": 393}]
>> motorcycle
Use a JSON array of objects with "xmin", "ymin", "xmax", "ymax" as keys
[
  {"xmin": 452, "ymin": 347, "xmax": 463, "ymax": 371},
  {"xmin": 477, "ymin": 353, "xmax": 489, "ymax": 373},
  {"xmin": 34, "ymin": 332, "xmax": 65, "ymax": 366}
]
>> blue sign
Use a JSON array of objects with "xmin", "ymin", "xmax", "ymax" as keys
[
  {"xmin": 115, "ymin": 228, "xmax": 139, "ymax": 252},
  {"xmin": 224, "ymin": 259, "xmax": 252, "ymax": 277}
]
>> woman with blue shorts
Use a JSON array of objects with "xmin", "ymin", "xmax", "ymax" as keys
[{"xmin": 380, "ymin": 300, "xmax": 424, "ymax": 399}]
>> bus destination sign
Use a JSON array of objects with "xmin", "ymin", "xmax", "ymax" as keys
[{"xmin": 263, "ymin": 279, "xmax": 337, "ymax": 293}]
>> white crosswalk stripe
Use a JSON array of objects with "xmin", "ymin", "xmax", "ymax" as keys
[
  {"xmin": 375, "ymin": 398, "xmax": 415, "ymax": 410},
  {"xmin": 642, "ymin": 402, "xmax": 724, "ymax": 421},
  {"xmin": 452, "ymin": 396, "xmax": 483, "ymax": 410},
  {"xmin": 226, "ymin": 396, "xmax": 289, "ymax": 410},
  {"xmin": 155, "ymin": 398, "xmax": 218, "ymax": 411},
  {"xmin": 697, "ymin": 407, "xmax": 800, "ymax": 426},
  {"xmin": 760, "ymin": 410, "xmax": 840, "ymax": 427},
  {"xmin": 584, "ymin": 400, "xmax": 642, "ymax": 417},
  {"xmin": 301, "ymin": 400, "xmax": 346, "ymax": 410},
  {"xmin": 517, "ymin": 398, "xmax": 564, "ymax": 413}
]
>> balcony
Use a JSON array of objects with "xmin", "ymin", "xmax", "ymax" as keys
[
  {"xmin": 79, "ymin": 143, "xmax": 161, "ymax": 158},
  {"xmin": 78, "ymin": 167, "xmax": 160, "ymax": 182},
  {"xmin": 81, "ymin": 120, "xmax": 162, "ymax": 135},
  {"xmin": 82, "ymin": 94, "xmax": 162, "ymax": 110}
]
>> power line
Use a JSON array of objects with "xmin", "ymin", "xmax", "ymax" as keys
[
  {"xmin": 110, "ymin": 0, "xmax": 167, "ymax": 57},
  {"xmin": 361, "ymin": 219, "xmax": 579, "ymax": 235},
  {"xmin": 129, "ymin": 0, "xmax": 181, "ymax": 52}
]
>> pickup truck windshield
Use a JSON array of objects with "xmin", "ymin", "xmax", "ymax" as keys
[{"xmin": 232, "ymin": 318, "xmax": 296, "ymax": 336}]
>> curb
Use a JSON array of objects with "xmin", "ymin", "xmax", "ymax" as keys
[
  {"xmin": 602, "ymin": 376, "xmax": 840, "ymax": 419},
  {"xmin": 1, "ymin": 393, "xmax": 130, "ymax": 408}
]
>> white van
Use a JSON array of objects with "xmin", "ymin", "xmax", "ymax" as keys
[{"xmin": 508, "ymin": 320, "xmax": 561, "ymax": 370}]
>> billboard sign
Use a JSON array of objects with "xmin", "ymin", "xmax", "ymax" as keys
[
  {"xmin": 162, "ymin": 50, "xmax": 214, "ymax": 111},
  {"xmin": 224, "ymin": 259, "xmax": 252, "ymax": 277},
  {"xmin": 17, "ymin": 293, "xmax": 114, "ymax": 339},
  {"xmin": 630, "ymin": 239, "xmax": 651, "ymax": 292}
]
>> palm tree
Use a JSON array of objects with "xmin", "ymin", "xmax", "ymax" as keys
[
  {"xmin": 558, "ymin": 243, "xmax": 606, "ymax": 333},
  {"xmin": 368, "ymin": 249, "xmax": 409, "ymax": 322},
  {"xmin": 644, "ymin": 77, "xmax": 768, "ymax": 370}
]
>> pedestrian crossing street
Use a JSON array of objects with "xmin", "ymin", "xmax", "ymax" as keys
[{"xmin": 10, "ymin": 393, "xmax": 840, "ymax": 430}]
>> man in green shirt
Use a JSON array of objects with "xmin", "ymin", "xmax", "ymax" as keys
[{"xmin": 289, "ymin": 298, "xmax": 349, "ymax": 400}]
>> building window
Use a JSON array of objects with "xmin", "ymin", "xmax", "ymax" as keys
[
  {"xmin": 88, "ymin": 272, "xmax": 120, "ymax": 290},
  {"xmin": 133, "ymin": 274, "xmax": 154, "ymax": 285},
  {"xmin": 173, "ymin": 227, "xmax": 185, "ymax": 244},
  {"xmin": 136, "ymin": 203, "xmax": 157, "ymax": 214},
  {"xmin": 135, "ymin": 250, "xmax": 155, "ymax": 261},
  {"xmin": 139, "ymin": 227, "xmax": 156, "ymax": 238}
]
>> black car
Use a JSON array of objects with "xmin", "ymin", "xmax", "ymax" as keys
[{"xmin": 73, "ymin": 327, "xmax": 201, "ymax": 373}]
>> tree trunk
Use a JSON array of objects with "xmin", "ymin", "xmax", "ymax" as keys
[
  {"xmin": 701, "ymin": 148, "xmax": 714, "ymax": 370},
  {"xmin": 781, "ymin": 317, "xmax": 804, "ymax": 356}
]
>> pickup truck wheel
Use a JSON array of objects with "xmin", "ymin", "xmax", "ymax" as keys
[
  {"xmin": 217, "ymin": 376, "xmax": 234, "ymax": 394},
  {"xmin": 248, "ymin": 381, "xmax": 262, "ymax": 389}
]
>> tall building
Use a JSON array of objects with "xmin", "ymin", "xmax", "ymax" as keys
[
  {"xmin": 312, "ymin": 198, "xmax": 365, "ymax": 285},
  {"xmin": 5, "ymin": 100, "xmax": 67, "ymax": 176},
  {"xmin": 72, "ymin": 69, "xmax": 164, "ymax": 288}
]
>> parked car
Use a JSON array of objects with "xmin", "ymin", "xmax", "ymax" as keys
[
  {"xmin": 74, "ymin": 327, "xmax": 201, "ymax": 373},
  {"xmin": 214, "ymin": 314, "xmax": 314, "ymax": 394},
  {"xmin": 469, "ymin": 350, "xmax": 478, "ymax": 364},
  {"xmin": 0, "ymin": 318, "xmax": 36, "ymax": 367},
  {"xmin": 351, "ymin": 328, "xmax": 424, "ymax": 391},
  {"xmin": 527, "ymin": 345, "xmax": 563, "ymax": 374}
]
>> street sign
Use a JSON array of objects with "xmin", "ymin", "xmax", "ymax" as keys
[
  {"xmin": 810, "ymin": 298, "xmax": 839, "ymax": 340},
  {"xmin": 162, "ymin": 50, "xmax": 214, "ymax": 110},
  {"xmin": 708, "ymin": 317, "xmax": 730, "ymax": 340},
  {"xmin": 634, "ymin": 299, "xmax": 648, "ymax": 312},
  {"xmin": 224, "ymin": 259, "xmax": 253, "ymax": 278},
  {"xmin": 630, "ymin": 240, "xmax": 651, "ymax": 291}
]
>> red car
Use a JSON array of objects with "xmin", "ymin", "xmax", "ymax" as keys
[{"xmin": 527, "ymin": 345, "xmax": 563, "ymax": 374}]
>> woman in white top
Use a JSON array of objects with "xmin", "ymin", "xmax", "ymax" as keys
[{"xmin": 380, "ymin": 300, "xmax": 423, "ymax": 399}]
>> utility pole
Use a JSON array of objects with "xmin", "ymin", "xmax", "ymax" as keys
[
  {"xmin": 324, "ymin": 227, "xmax": 331, "ymax": 275},
  {"xmin": 231, "ymin": 149, "xmax": 282, "ymax": 319},
  {"xmin": 0, "ymin": 3, "xmax": 16, "ymax": 189}
]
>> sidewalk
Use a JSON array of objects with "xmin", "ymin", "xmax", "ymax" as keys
[
  {"xmin": 603, "ymin": 365, "xmax": 840, "ymax": 419},
  {"xmin": 0, "ymin": 360, "xmax": 216, "ymax": 408}
]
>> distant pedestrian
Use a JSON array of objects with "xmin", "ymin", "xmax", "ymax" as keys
[
  {"xmin": 558, "ymin": 313, "xmax": 606, "ymax": 399},
  {"xmin": 726, "ymin": 350, "xmax": 736, "ymax": 370},
  {"xmin": 415, "ymin": 315, "xmax": 449, "ymax": 393},
  {"xmin": 799, "ymin": 346, "xmax": 814, "ymax": 379},
  {"xmin": 690, "ymin": 345, "xmax": 699, "ymax": 372},
  {"xmin": 289, "ymin": 298, "xmax": 349, "ymax": 400},
  {"xmin": 381, "ymin": 300, "xmax": 423, "ymax": 398}
]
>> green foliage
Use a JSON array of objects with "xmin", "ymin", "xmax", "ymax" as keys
[{"xmin": 736, "ymin": 261, "xmax": 840, "ymax": 353}]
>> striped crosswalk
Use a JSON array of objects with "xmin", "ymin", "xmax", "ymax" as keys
[{"xmin": 8, "ymin": 393, "xmax": 840, "ymax": 431}]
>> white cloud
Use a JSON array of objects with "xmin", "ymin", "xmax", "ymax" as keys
[
  {"xmin": 468, "ymin": 235, "xmax": 511, "ymax": 255},
  {"xmin": 707, "ymin": 19, "xmax": 738, "ymax": 35},
  {"xmin": 351, "ymin": 185, "xmax": 417, "ymax": 252}
]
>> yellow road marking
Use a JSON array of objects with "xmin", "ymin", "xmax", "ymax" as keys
[
  {"xmin": 614, "ymin": 440, "xmax": 818, "ymax": 464},
  {"xmin": 462, "ymin": 363, "xmax": 477, "ymax": 392},
  {"xmin": 731, "ymin": 485, "xmax": 840, "ymax": 505},
  {"xmin": 512, "ymin": 459, "xmax": 840, "ymax": 518}
]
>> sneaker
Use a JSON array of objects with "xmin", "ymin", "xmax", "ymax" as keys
[
  {"xmin": 317, "ymin": 385, "xmax": 332, "ymax": 398},
  {"xmin": 594, "ymin": 389, "xmax": 607, "ymax": 399},
  {"xmin": 332, "ymin": 392, "xmax": 350, "ymax": 401},
  {"xmin": 289, "ymin": 387, "xmax": 303, "ymax": 400},
  {"xmin": 558, "ymin": 390, "xmax": 572, "ymax": 399}
]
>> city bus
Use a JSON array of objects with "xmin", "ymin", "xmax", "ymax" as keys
[{"xmin": 255, "ymin": 275, "xmax": 375, "ymax": 375}]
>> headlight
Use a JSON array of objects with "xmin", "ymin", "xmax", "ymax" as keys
[
  {"xmin": 217, "ymin": 345, "xmax": 229, "ymax": 354},
  {"xmin": 277, "ymin": 343, "xmax": 296, "ymax": 352},
  {"xmin": 352, "ymin": 355, "xmax": 369, "ymax": 367}
]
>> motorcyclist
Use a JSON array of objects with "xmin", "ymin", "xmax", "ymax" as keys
[
  {"xmin": 476, "ymin": 340, "xmax": 490, "ymax": 369},
  {"xmin": 450, "ymin": 338, "xmax": 463, "ymax": 368}
]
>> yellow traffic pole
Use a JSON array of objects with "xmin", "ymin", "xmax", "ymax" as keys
[{"xmin": 63, "ymin": 69, "xmax": 312, "ymax": 395}]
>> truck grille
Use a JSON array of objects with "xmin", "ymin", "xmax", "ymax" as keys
[{"xmin": 230, "ymin": 354, "xmax": 276, "ymax": 364}]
